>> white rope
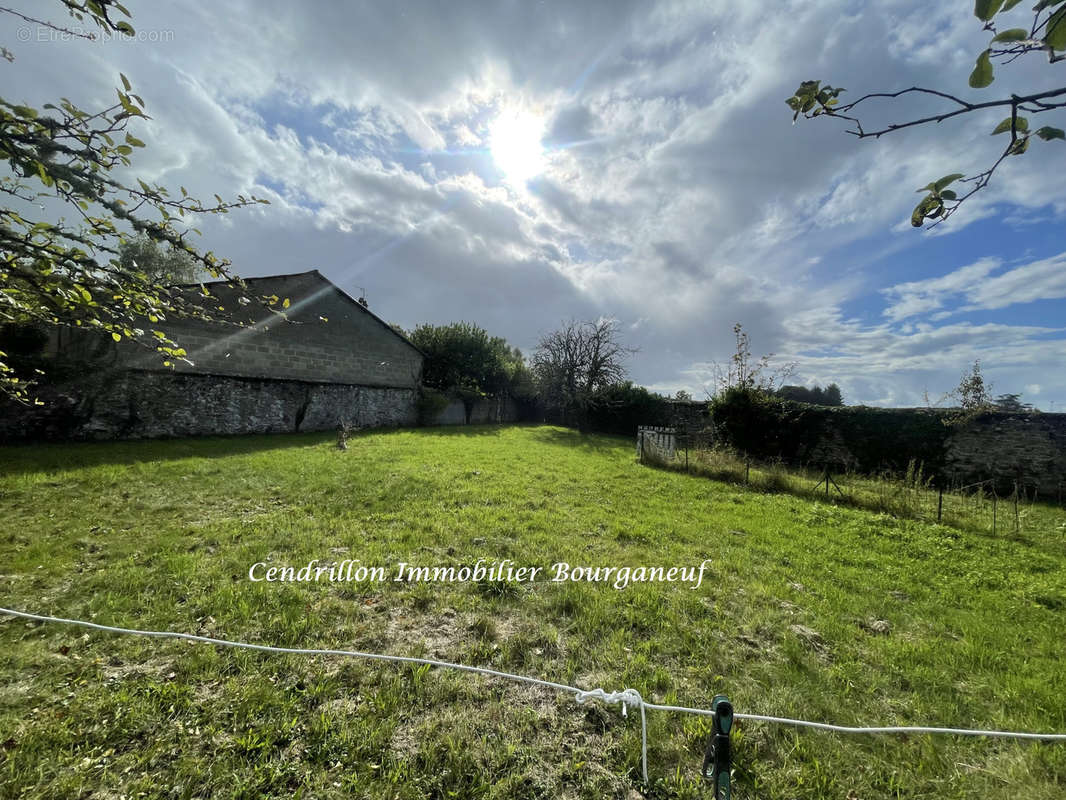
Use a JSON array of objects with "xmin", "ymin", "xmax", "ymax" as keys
[
  {"xmin": 642, "ymin": 702, "xmax": 1066, "ymax": 740},
  {"xmin": 0, "ymin": 606, "xmax": 651, "ymax": 783},
  {"xmin": 4, "ymin": 605, "xmax": 1066, "ymax": 787}
]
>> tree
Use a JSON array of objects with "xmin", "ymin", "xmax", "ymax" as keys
[
  {"xmin": 775, "ymin": 382, "xmax": 845, "ymax": 406},
  {"xmin": 953, "ymin": 360, "xmax": 992, "ymax": 410},
  {"xmin": 824, "ymin": 382, "xmax": 844, "ymax": 407},
  {"xmin": 409, "ymin": 322, "xmax": 512, "ymax": 397},
  {"xmin": 1, "ymin": 2, "xmax": 268, "ymax": 402},
  {"xmin": 117, "ymin": 234, "xmax": 201, "ymax": 284},
  {"xmin": 532, "ymin": 318, "xmax": 634, "ymax": 430},
  {"xmin": 787, "ymin": 2, "xmax": 1066, "ymax": 227},
  {"xmin": 711, "ymin": 323, "xmax": 793, "ymax": 396},
  {"xmin": 993, "ymin": 392, "xmax": 1035, "ymax": 411}
]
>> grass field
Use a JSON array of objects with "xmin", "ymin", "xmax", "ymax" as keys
[{"xmin": 1, "ymin": 424, "xmax": 1065, "ymax": 799}]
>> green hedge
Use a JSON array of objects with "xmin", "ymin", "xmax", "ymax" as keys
[
  {"xmin": 710, "ymin": 388, "xmax": 953, "ymax": 477},
  {"xmin": 584, "ymin": 383, "xmax": 673, "ymax": 435}
]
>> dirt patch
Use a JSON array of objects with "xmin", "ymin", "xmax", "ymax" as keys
[{"xmin": 383, "ymin": 607, "xmax": 467, "ymax": 659}]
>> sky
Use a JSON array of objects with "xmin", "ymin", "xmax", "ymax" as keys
[{"xmin": 3, "ymin": 0, "xmax": 1065, "ymax": 409}]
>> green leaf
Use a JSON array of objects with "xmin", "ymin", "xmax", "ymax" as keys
[
  {"xmin": 1035, "ymin": 126, "xmax": 1066, "ymax": 140},
  {"xmin": 115, "ymin": 21, "xmax": 135, "ymax": 35},
  {"xmin": 1001, "ymin": 0, "xmax": 1026, "ymax": 8},
  {"xmin": 1046, "ymin": 7, "xmax": 1066, "ymax": 49},
  {"xmin": 1009, "ymin": 137, "xmax": 1030, "ymax": 155},
  {"xmin": 991, "ymin": 116, "xmax": 1028, "ymax": 134},
  {"xmin": 112, "ymin": 332, "xmax": 122, "ymax": 342},
  {"xmin": 991, "ymin": 27, "xmax": 1029, "ymax": 42},
  {"xmin": 969, "ymin": 50, "xmax": 995, "ymax": 88},
  {"xmin": 911, "ymin": 203, "xmax": 929, "ymax": 227},
  {"xmin": 1033, "ymin": 0, "xmax": 1066, "ymax": 11},
  {"xmin": 933, "ymin": 173, "xmax": 965, "ymax": 192},
  {"xmin": 974, "ymin": 0, "xmax": 1004, "ymax": 20},
  {"xmin": 940, "ymin": 190, "xmax": 958, "ymax": 200},
  {"xmin": 120, "ymin": 73, "xmax": 131, "ymax": 91},
  {"xmin": 124, "ymin": 133, "xmax": 145, "ymax": 148}
]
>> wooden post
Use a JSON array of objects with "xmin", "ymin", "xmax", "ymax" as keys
[
  {"xmin": 937, "ymin": 482, "xmax": 943, "ymax": 523},
  {"xmin": 1013, "ymin": 481, "xmax": 1020, "ymax": 535},
  {"xmin": 992, "ymin": 491, "xmax": 997, "ymax": 535}
]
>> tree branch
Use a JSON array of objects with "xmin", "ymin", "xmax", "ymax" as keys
[{"xmin": 829, "ymin": 86, "xmax": 1066, "ymax": 139}]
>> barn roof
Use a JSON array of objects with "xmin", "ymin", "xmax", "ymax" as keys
[{"xmin": 177, "ymin": 269, "xmax": 424, "ymax": 357}]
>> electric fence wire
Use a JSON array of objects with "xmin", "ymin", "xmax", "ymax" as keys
[{"xmin": 4, "ymin": 606, "xmax": 1066, "ymax": 785}]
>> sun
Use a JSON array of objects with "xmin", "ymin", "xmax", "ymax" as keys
[{"xmin": 488, "ymin": 110, "xmax": 545, "ymax": 185}]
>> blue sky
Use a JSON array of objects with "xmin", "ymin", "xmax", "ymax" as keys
[{"xmin": 2, "ymin": 0, "xmax": 1064, "ymax": 408}]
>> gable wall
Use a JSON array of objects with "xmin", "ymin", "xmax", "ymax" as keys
[{"xmin": 106, "ymin": 275, "xmax": 422, "ymax": 388}]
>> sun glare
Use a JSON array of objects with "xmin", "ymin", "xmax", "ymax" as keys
[{"xmin": 488, "ymin": 110, "xmax": 545, "ymax": 184}]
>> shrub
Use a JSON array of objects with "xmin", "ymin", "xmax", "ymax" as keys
[
  {"xmin": 584, "ymin": 382, "xmax": 673, "ymax": 435},
  {"xmin": 416, "ymin": 387, "xmax": 451, "ymax": 425}
]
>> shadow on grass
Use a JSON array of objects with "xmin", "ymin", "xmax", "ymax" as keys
[
  {"xmin": 0, "ymin": 422, "xmax": 529, "ymax": 476},
  {"xmin": 0, "ymin": 430, "xmax": 339, "ymax": 476},
  {"xmin": 411, "ymin": 423, "xmax": 514, "ymax": 438},
  {"xmin": 526, "ymin": 426, "xmax": 632, "ymax": 452}
]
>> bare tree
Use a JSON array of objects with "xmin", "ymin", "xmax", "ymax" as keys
[{"xmin": 533, "ymin": 319, "xmax": 634, "ymax": 430}]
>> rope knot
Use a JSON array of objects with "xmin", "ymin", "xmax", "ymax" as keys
[
  {"xmin": 575, "ymin": 687, "xmax": 643, "ymax": 715},
  {"xmin": 574, "ymin": 687, "xmax": 648, "ymax": 784}
]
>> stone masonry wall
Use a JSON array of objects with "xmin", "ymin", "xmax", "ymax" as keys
[
  {"xmin": 944, "ymin": 412, "xmax": 1066, "ymax": 494},
  {"xmin": 0, "ymin": 370, "xmax": 417, "ymax": 441},
  {"xmin": 430, "ymin": 397, "xmax": 520, "ymax": 425},
  {"xmin": 709, "ymin": 399, "xmax": 1066, "ymax": 496}
]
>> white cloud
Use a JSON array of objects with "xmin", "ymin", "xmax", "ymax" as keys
[{"xmin": 2, "ymin": 0, "xmax": 1065, "ymax": 408}]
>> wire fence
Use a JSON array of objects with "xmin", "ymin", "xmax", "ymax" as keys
[
  {"xmin": 3, "ymin": 606, "xmax": 1066, "ymax": 788},
  {"xmin": 638, "ymin": 427, "xmax": 1066, "ymax": 537}
]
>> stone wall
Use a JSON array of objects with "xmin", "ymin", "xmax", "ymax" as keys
[
  {"xmin": 708, "ymin": 398, "xmax": 1066, "ymax": 495},
  {"xmin": 945, "ymin": 412, "xmax": 1066, "ymax": 493},
  {"xmin": 430, "ymin": 397, "xmax": 521, "ymax": 426},
  {"xmin": 0, "ymin": 370, "xmax": 417, "ymax": 441},
  {"xmin": 667, "ymin": 399, "xmax": 712, "ymax": 431}
]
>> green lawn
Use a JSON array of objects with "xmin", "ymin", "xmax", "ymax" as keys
[{"xmin": 1, "ymin": 424, "xmax": 1064, "ymax": 799}]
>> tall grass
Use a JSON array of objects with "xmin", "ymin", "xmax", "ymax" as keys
[
  {"xmin": 1, "ymin": 425, "xmax": 1064, "ymax": 799},
  {"xmin": 648, "ymin": 444, "xmax": 1062, "ymax": 538}
]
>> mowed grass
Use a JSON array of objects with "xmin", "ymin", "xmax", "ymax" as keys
[{"xmin": 0, "ymin": 424, "xmax": 1064, "ymax": 799}]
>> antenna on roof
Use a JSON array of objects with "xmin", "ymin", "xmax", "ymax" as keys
[{"xmin": 357, "ymin": 287, "xmax": 368, "ymax": 308}]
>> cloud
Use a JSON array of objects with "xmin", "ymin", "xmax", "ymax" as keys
[
  {"xmin": 2, "ymin": 0, "xmax": 1065, "ymax": 409},
  {"xmin": 882, "ymin": 253, "xmax": 1066, "ymax": 322}
]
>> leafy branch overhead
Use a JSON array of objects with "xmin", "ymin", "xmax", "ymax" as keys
[
  {"xmin": 786, "ymin": 0, "xmax": 1066, "ymax": 227},
  {"xmin": 0, "ymin": 1, "xmax": 274, "ymax": 402}
]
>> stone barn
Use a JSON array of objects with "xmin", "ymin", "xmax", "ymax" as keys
[{"xmin": 2, "ymin": 270, "xmax": 424, "ymax": 440}]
